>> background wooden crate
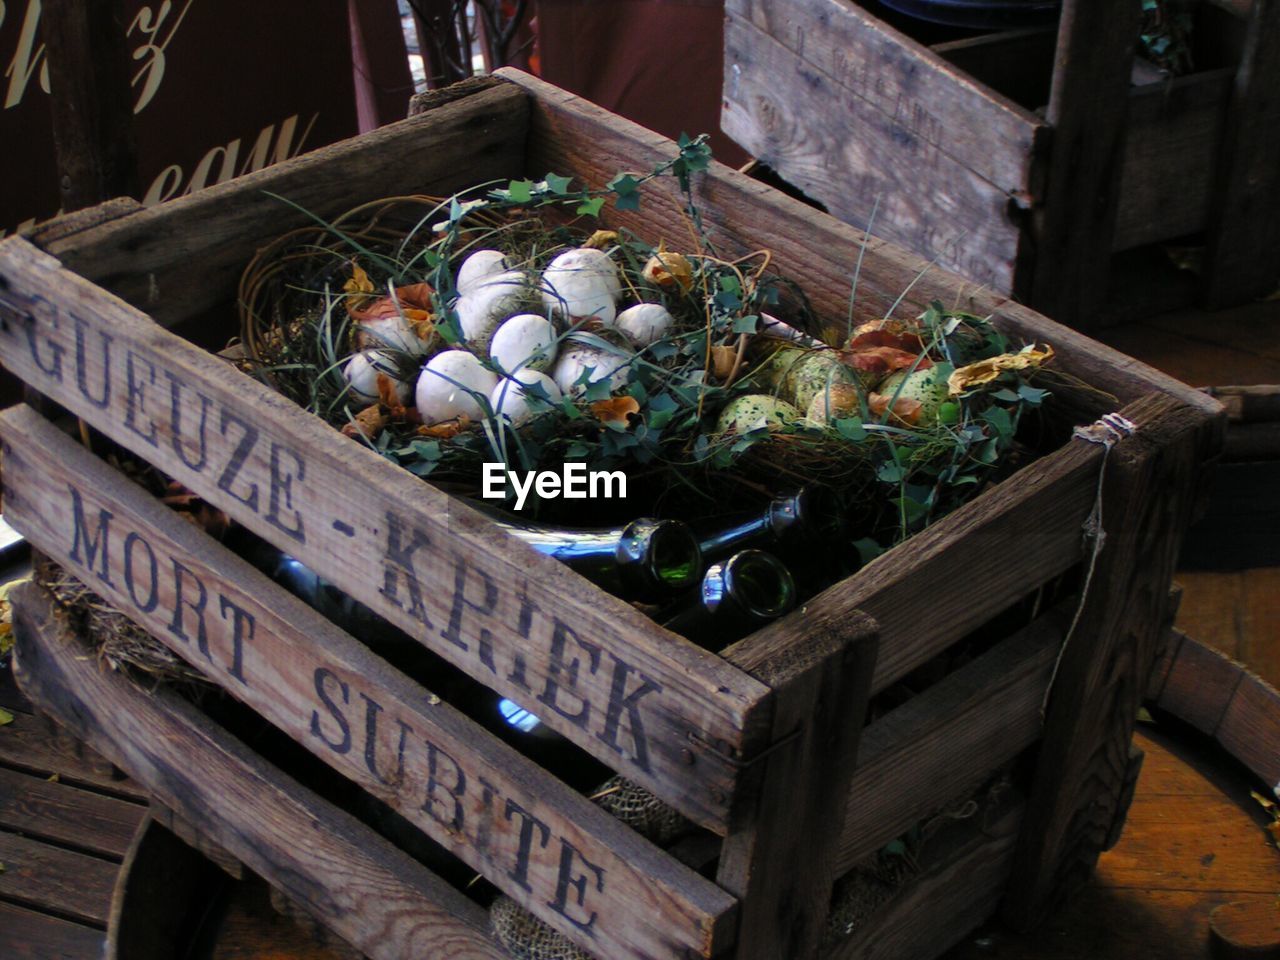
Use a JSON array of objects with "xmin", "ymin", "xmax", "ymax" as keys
[
  {"xmin": 0, "ymin": 72, "xmax": 1224, "ymax": 960},
  {"xmin": 722, "ymin": 0, "xmax": 1280, "ymax": 330}
]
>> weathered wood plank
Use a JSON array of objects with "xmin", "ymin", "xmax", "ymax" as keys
[
  {"xmin": 715, "ymin": 427, "xmax": 1103, "ymax": 699},
  {"xmin": 0, "ymin": 766, "xmax": 142, "ymax": 860},
  {"xmin": 717, "ymin": 614, "xmax": 878, "ymax": 959},
  {"xmin": 39, "ymin": 79, "xmax": 530, "ymax": 328},
  {"xmin": 20, "ymin": 198, "xmax": 144, "ymax": 251},
  {"xmin": 825, "ymin": 801, "xmax": 1025, "ymax": 960},
  {"xmin": 39, "ymin": 0, "xmax": 140, "ymax": 214},
  {"xmin": 1029, "ymin": 0, "xmax": 1141, "ymax": 328},
  {"xmin": 1112, "ymin": 69, "xmax": 1234, "ymax": 251},
  {"xmin": 0, "ymin": 901, "xmax": 105, "ymax": 960},
  {"xmin": 11, "ymin": 580, "xmax": 510, "ymax": 960},
  {"xmin": 0, "ymin": 239, "xmax": 770, "ymax": 835},
  {"xmin": 836, "ymin": 608, "xmax": 1063, "ymax": 873},
  {"xmin": 1004, "ymin": 393, "xmax": 1219, "ymax": 927},
  {"xmin": 931, "ymin": 27, "xmax": 1057, "ymax": 109},
  {"xmin": 1205, "ymin": 0, "xmax": 1280, "ymax": 306},
  {"xmin": 0, "ymin": 700, "xmax": 147, "ymax": 801},
  {"xmin": 0, "ymin": 408, "xmax": 738, "ymax": 960},
  {"xmin": 723, "ymin": 0, "xmax": 1044, "ymax": 193},
  {"xmin": 0, "ymin": 831, "xmax": 117, "ymax": 927},
  {"xmin": 722, "ymin": 11, "xmax": 1028, "ymax": 294},
  {"xmin": 501, "ymin": 68, "xmax": 1222, "ymax": 422}
]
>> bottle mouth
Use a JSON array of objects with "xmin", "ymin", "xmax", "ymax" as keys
[
  {"xmin": 644, "ymin": 520, "xmax": 702, "ymax": 591},
  {"xmin": 721, "ymin": 550, "xmax": 796, "ymax": 621}
]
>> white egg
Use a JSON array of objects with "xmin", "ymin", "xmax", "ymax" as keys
[
  {"xmin": 615, "ymin": 303, "xmax": 674, "ymax": 347},
  {"xmin": 343, "ymin": 350, "xmax": 412, "ymax": 405},
  {"xmin": 454, "ymin": 270, "xmax": 529, "ymax": 350},
  {"xmin": 489, "ymin": 371, "xmax": 563, "ymax": 427},
  {"xmin": 490, "ymin": 313, "xmax": 558, "ymax": 374},
  {"xmin": 541, "ymin": 248, "xmax": 620, "ymax": 325},
  {"xmin": 552, "ymin": 343, "xmax": 633, "ymax": 397},
  {"xmin": 415, "ymin": 349, "xmax": 498, "ymax": 424},
  {"xmin": 358, "ymin": 313, "xmax": 432, "ymax": 356},
  {"xmin": 456, "ymin": 249, "xmax": 511, "ymax": 295}
]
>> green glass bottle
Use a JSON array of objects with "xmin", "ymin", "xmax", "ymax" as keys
[
  {"xmin": 660, "ymin": 549, "xmax": 797, "ymax": 647},
  {"xmin": 696, "ymin": 485, "xmax": 846, "ymax": 566}
]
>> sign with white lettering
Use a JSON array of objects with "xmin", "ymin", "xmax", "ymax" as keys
[{"xmin": 0, "ymin": 0, "xmax": 410, "ymax": 237}]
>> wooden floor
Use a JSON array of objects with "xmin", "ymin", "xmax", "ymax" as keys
[{"xmin": 0, "ymin": 663, "xmax": 148, "ymax": 960}]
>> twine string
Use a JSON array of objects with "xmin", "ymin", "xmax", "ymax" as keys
[{"xmin": 1041, "ymin": 413, "xmax": 1138, "ymax": 717}]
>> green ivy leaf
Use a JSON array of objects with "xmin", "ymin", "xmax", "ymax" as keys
[
  {"xmin": 835, "ymin": 418, "xmax": 868, "ymax": 441},
  {"xmin": 565, "ymin": 441, "xmax": 590, "ymax": 459},
  {"xmin": 576, "ymin": 197, "xmax": 606, "ymax": 218},
  {"xmin": 506, "ymin": 179, "xmax": 534, "ymax": 203},
  {"xmin": 877, "ymin": 461, "xmax": 907, "ymax": 484},
  {"xmin": 614, "ymin": 191, "xmax": 641, "ymax": 213},
  {"xmin": 732, "ymin": 314, "xmax": 759, "ymax": 334},
  {"xmin": 544, "ymin": 172, "xmax": 573, "ymax": 195},
  {"xmin": 937, "ymin": 401, "xmax": 960, "ymax": 425}
]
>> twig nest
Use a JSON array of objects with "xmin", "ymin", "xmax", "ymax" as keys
[
  {"xmin": 343, "ymin": 349, "xmax": 413, "ymax": 405},
  {"xmin": 615, "ymin": 303, "xmax": 674, "ymax": 348},
  {"xmin": 415, "ymin": 349, "xmax": 498, "ymax": 424},
  {"xmin": 806, "ymin": 382, "xmax": 862, "ymax": 425},
  {"xmin": 878, "ymin": 367, "xmax": 950, "ymax": 421},
  {"xmin": 357, "ymin": 313, "xmax": 434, "ymax": 356},
  {"xmin": 456, "ymin": 249, "xmax": 511, "ymax": 295},
  {"xmin": 552, "ymin": 342, "xmax": 633, "ymax": 397},
  {"xmin": 490, "ymin": 370, "xmax": 563, "ymax": 427},
  {"xmin": 716, "ymin": 394, "xmax": 801, "ymax": 434},
  {"xmin": 490, "ymin": 313, "xmax": 558, "ymax": 374},
  {"xmin": 455, "ymin": 270, "xmax": 529, "ymax": 350},
  {"xmin": 759, "ymin": 312, "xmax": 825, "ymax": 349},
  {"xmin": 540, "ymin": 248, "xmax": 620, "ymax": 325}
]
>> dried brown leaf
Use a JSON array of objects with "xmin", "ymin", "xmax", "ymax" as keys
[{"xmin": 590, "ymin": 396, "xmax": 641, "ymax": 425}]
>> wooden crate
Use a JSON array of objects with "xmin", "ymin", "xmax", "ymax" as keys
[
  {"xmin": 722, "ymin": 0, "xmax": 1280, "ymax": 328},
  {"xmin": 0, "ymin": 72, "xmax": 1225, "ymax": 960}
]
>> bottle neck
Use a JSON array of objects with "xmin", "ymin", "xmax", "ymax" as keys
[
  {"xmin": 697, "ymin": 485, "xmax": 845, "ymax": 564},
  {"xmin": 484, "ymin": 513, "xmax": 702, "ymax": 599},
  {"xmin": 661, "ymin": 549, "xmax": 797, "ymax": 646}
]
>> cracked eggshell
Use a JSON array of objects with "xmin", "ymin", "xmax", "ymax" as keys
[
  {"xmin": 490, "ymin": 370, "xmax": 563, "ymax": 427},
  {"xmin": 456, "ymin": 249, "xmax": 511, "ymax": 295},
  {"xmin": 357, "ymin": 314, "xmax": 433, "ymax": 356},
  {"xmin": 454, "ymin": 270, "xmax": 530, "ymax": 350},
  {"xmin": 415, "ymin": 349, "xmax": 498, "ymax": 424},
  {"xmin": 759, "ymin": 313, "xmax": 826, "ymax": 349},
  {"xmin": 615, "ymin": 303, "xmax": 674, "ymax": 347},
  {"xmin": 552, "ymin": 343, "xmax": 633, "ymax": 397},
  {"xmin": 540, "ymin": 248, "xmax": 620, "ymax": 325},
  {"xmin": 343, "ymin": 349, "xmax": 413, "ymax": 405},
  {"xmin": 489, "ymin": 313, "xmax": 558, "ymax": 374}
]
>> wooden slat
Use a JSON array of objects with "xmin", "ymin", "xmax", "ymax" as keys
[
  {"xmin": 0, "ymin": 767, "xmax": 142, "ymax": 860},
  {"xmin": 826, "ymin": 801, "xmax": 1025, "ymax": 960},
  {"xmin": 0, "ymin": 701, "xmax": 147, "ymax": 801},
  {"xmin": 1150, "ymin": 629, "xmax": 1280, "ymax": 795},
  {"xmin": 723, "ymin": 0, "xmax": 1044, "ymax": 193},
  {"xmin": 1205, "ymin": 0, "xmax": 1280, "ymax": 306},
  {"xmin": 836, "ymin": 609, "xmax": 1063, "ymax": 874},
  {"xmin": 0, "ymin": 831, "xmax": 117, "ymax": 926},
  {"xmin": 39, "ymin": 0, "xmax": 140, "ymax": 213},
  {"xmin": 717, "ymin": 429, "xmax": 1102, "ymax": 699},
  {"xmin": 1112, "ymin": 69, "xmax": 1234, "ymax": 251},
  {"xmin": 722, "ymin": 11, "xmax": 1028, "ymax": 294},
  {"xmin": 1004, "ymin": 392, "xmax": 1219, "ymax": 927},
  {"xmin": 931, "ymin": 27, "xmax": 1058, "ymax": 109},
  {"xmin": 0, "ymin": 409, "xmax": 738, "ymax": 960},
  {"xmin": 0, "ymin": 901, "xmax": 104, "ymax": 960},
  {"xmin": 717, "ymin": 614, "xmax": 878, "ymax": 959},
  {"xmin": 1029, "ymin": 0, "xmax": 1142, "ymax": 328},
  {"xmin": 39, "ymin": 79, "xmax": 531, "ymax": 328},
  {"xmin": 500, "ymin": 68, "xmax": 1223, "ymax": 423},
  {"xmin": 11, "ymin": 581, "xmax": 510, "ymax": 960},
  {"xmin": 0, "ymin": 241, "xmax": 770, "ymax": 835}
]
